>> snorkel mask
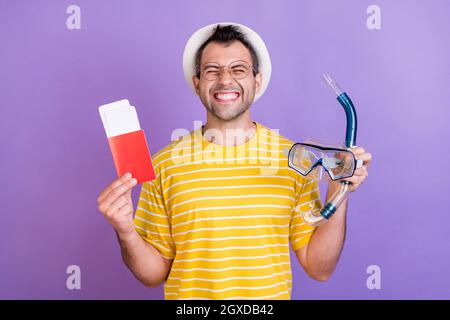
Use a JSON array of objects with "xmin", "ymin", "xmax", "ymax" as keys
[
  {"xmin": 289, "ymin": 142, "xmax": 361, "ymax": 181},
  {"xmin": 287, "ymin": 75, "xmax": 360, "ymax": 226}
]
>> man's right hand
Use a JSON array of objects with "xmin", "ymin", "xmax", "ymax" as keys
[{"xmin": 97, "ymin": 173, "xmax": 138, "ymax": 237}]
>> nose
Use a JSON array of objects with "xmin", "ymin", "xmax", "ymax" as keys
[{"xmin": 216, "ymin": 67, "xmax": 235, "ymax": 85}]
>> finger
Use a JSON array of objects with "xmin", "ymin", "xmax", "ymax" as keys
[
  {"xmin": 349, "ymin": 146, "xmax": 365, "ymax": 155},
  {"xmin": 355, "ymin": 152, "xmax": 372, "ymax": 163},
  {"xmin": 342, "ymin": 176, "xmax": 361, "ymax": 186},
  {"xmin": 106, "ymin": 195, "xmax": 129, "ymax": 217},
  {"xmin": 353, "ymin": 167, "xmax": 368, "ymax": 177},
  {"xmin": 100, "ymin": 177, "xmax": 138, "ymax": 210},
  {"xmin": 116, "ymin": 201, "xmax": 134, "ymax": 217},
  {"xmin": 98, "ymin": 172, "xmax": 133, "ymax": 204}
]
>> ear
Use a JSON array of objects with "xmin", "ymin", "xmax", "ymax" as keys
[
  {"xmin": 254, "ymin": 73, "xmax": 262, "ymax": 94},
  {"xmin": 192, "ymin": 75, "xmax": 200, "ymax": 95}
]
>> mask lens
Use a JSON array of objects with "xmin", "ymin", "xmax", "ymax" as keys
[
  {"xmin": 291, "ymin": 146, "xmax": 310, "ymax": 174},
  {"xmin": 322, "ymin": 150, "xmax": 355, "ymax": 179},
  {"xmin": 290, "ymin": 145, "xmax": 323, "ymax": 176}
]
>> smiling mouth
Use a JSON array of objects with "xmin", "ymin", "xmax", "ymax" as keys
[{"xmin": 213, "ymin": 91, "xmax": 240, "ymax": 103}]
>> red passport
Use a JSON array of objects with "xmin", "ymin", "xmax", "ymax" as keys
[{"xmin": 107, "ymin": 129, "xmax": 156, "ymax": 184}]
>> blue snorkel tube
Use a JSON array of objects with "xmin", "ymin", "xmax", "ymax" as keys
[{"xmin": 301, "ymin": 75, "xmax": 358, "ymax": 225}]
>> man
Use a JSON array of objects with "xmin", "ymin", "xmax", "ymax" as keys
[{"xmin": 97, "ymin": 23, "xmax": 372, "ymax": 300}]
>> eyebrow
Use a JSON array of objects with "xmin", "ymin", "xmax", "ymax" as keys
[
  {"xmin": 201, "ymin": 61, "xmax": 250, "ymax": 70},
  {"xmin": 231, "ymin": 63, "xmax": 247, "ymax": 68},
  {"xmin": 202, "ymin": 64, "xmax": 220, "ymax": 69}
]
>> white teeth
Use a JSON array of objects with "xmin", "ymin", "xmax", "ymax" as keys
[{"xmin": 215, "ymin": 93, "xmax": 238, "ymax": 101}]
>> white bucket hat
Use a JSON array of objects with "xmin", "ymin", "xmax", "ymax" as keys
[{"xmin": 182, "ymin": 22, "xmax": 272, "ymax": 102}]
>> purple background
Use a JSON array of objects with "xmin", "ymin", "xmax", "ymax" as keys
[{"xmin": 1, "ymin": 0, "xmax": 450, "ymax": 299}]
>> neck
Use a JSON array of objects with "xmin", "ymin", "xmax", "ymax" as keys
[{"xmin": 202, "ymin": 110, "xmax": 257, "ymax": 146}]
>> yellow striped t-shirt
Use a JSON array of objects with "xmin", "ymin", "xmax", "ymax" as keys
[{"xmin": 133, "ymin": 121, "xmax": 322, "ymax": 300}]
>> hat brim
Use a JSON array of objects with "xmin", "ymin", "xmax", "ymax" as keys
[{"xmin": 182, "ymin": 22, "xmax": 272, "ymax": 102}]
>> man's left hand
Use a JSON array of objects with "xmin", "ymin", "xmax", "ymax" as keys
[{"xmin": 330, "ymin": 146, "xmax": 372, "ymax": 193}]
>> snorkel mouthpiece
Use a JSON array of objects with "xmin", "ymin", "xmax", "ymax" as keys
[{"xmin": 301, "ymin": 75, "xmax": 358, "ymax": 225}]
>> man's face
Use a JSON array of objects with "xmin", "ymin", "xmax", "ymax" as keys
[{"xmin": 193, "ymin": 41, "xmax": 262, "ymax": 121}]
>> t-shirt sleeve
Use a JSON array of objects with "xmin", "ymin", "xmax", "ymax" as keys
[
  {"xmin": 133, "ymin": 180, "xmax": 175, "ymax": 260},
  {"xmin": 290, "ymin": 178, "xmax": 323, "ymax": 251}
]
